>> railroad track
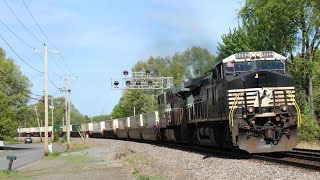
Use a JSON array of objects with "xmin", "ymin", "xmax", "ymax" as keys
[
  {"xmin": 99, "ymin": 138, "xmax": 320, "ymax": 171},
  {"xmin": 253, "ymin": 148, "xmax": 320, "ymax": 171},
  {"xmin": 151, "ymin": 142, "xmax": 320, "ymax": 171}
]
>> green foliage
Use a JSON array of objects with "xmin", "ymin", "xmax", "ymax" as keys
[
  {"xmin": 0, "ymin": 48, "xmax": 31, "ymax": 140},
  {"xmin": 217, "ymin": 27, "xmax": 254, "ymax": 60},
  {"xmin": 92, "ymin": 114, "xmax": 111, "ymax": 122},
  {"xmin": 299, "ymin": 105, "xmax": 320, "ymax": 141},
  {"xmin": 0, "ymin": 170, "xmax": 17, "ymax": 177},
  {"xmin": 132, "ymin": 167, "xmax": 142, "ymax": 175},
  {"xmin": 54, "ymin": 134, "xmax": 60, "ymax": 142},
  {"xmin": 238, "ymin": 0, "xmax": 299, "ymax": 55},
  {"xmin": 48, "ymin": 151, "xmax": 61, "ymax": 157},
  {"xmin": 4, "ymin": 137, "xmax": 20, "ymax": 143},
  {"xmin": 137, "ymin": 175, "xmax": 163, "ymax": 180},
  {"xmin": 23, "ymin": 96, "xmax": 89, "ymax": 128}
]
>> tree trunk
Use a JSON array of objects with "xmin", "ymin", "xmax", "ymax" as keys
[{"xmin": 308, "ymin": 74, "xmax": 315, "ymax": 117}]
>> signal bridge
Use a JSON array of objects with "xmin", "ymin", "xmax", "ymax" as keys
[{"xmin": 111, "ymin": 70, "xmax": 173, "ymax": 92}]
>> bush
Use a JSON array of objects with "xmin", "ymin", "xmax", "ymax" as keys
[
  {"xmin": 54, "ymin": 134, "xmax": 59, "ymax": 142},
  {"xmin": 3, "ymin": 137, "xmax": 20, "ymax": 143},
  {"xmin": 299, "ymin": 105, "xmax": 320, "ymax": 141}
]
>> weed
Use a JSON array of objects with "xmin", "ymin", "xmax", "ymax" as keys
[
  {"xmin": 48, "ymin": 151, "xmax": 61, "ymax": 157},
  {"xmin": 137, "ymin": 175, "xmax": 163, "ymax": 180},
  {"xmin": 0, "ymin": 170, "xmax": 17, "ymax": 177},
  {"xmin": 65, "ymin": 154, "xmax": 93, "ymax": 165},
  {"xmin": 132, "ymin": 167, "xmax": 142, "ymax": 175},
  {"xmin": 299, "ymin": 105, "xmax": 320, "ymax": 141},
  {"xmin": 67, "ymin": 142, "xmax": 89, "ymax": 152}
]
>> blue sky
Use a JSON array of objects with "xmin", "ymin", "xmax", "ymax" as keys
[{"xmin": 0, "ymin": 0, "xmax": 241, "ymax": 117}]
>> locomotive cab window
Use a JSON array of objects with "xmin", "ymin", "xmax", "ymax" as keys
[
  {"xmin": 257, "ymin": 60, "xmax": 285, "ymax": 72},
  {"xmin": 224, "ymin": 59, "xmax": 285, "ymax": 75}
]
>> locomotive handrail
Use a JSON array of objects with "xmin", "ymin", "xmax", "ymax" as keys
[
  {"xmin": 229, "ymin": 92, "xmax": 241, "ymax": 129},
  {"xmin": 287, "ymin": 91, "xmax": 301, "ymax": 127}
]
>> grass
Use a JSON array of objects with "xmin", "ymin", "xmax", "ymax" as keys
[
  {"xmin": 121, "ymin": 152, "xmax": 165, "ymax": 180},
  {"xmin": 48, "ymin": 151, "xmax": 61, "ymax": 157},
  {"xmin": 297, "ymin": 141, "xmax": 320, "ymax": 150},
  {"xmin": 0, "ymin": 170, "xmax": 17, "ymax": 177},
  {"xmin": 132, "ymin": 167, "xmax": 164, "ymax": 180},
  {"xmin": 132, "ymin": 167, "xmax": 142, "ymax": 175},
  {"xmin": 66, "ymin": 142, "xmax": 89, "ymax": 152},
  {"xmin": 137, "ymin": 175, "xmax": 164, "ymax": 180},
  {"xmin": 65, "ymin": 154, "xmax": 93, "ymax": 165}
]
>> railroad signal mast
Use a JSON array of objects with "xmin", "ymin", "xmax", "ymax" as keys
[{"xmin": 111, "ymin": 70, "xmax": 173, "ymax": 92}]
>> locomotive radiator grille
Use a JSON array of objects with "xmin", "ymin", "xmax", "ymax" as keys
[{"xmin": 227, "ymin": 87, "xmax": 295, "ymax": 109}]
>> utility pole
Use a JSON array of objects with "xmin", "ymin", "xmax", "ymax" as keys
[
  {"xmin": 34, "ymin": 44, "xmax": 59, "ymax": 156},
  {"xmin": 60, "ymin": 77, "xmax": 77, "ymax": 148}
]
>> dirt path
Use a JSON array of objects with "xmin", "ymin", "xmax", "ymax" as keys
[{"xmin": 0, "ymin": 139, "xmax": 158, "ymax": 180}]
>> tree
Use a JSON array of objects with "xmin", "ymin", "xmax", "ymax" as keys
[
  {"xmin": 24, "ymin": 96, "xmax": 88, "ymax": 128},
  {"xmin": 217, "ymin": 28, "xmax": 254, "ymax": 60},
  {"xmin": 239, "ymin": 0, "xmax": 320, "ymax": 116},
  {"xmin": 0, "ymin": 48, "xmax": 31, "ymax": 140},
  {"xmin": 183, "ymin": 47, "xmax": 217, "ymax": 78}
]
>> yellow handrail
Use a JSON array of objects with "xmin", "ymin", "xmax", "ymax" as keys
[
  {"xmin": 229, "ymin": 93, "xmax": 241, "ymax": 129},
  {"xmin": 287, "ymin": 91, "xmax": 301, "ymax": 127}
]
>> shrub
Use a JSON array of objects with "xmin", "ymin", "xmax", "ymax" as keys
[{"xmin": 299, "ymin": 105, "xmax": 320, "ymax": 141}]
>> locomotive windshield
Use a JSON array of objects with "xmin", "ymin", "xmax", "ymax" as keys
[{"xmin": 225, "ymin": 60, "xmax": 285, "ymax": 74}]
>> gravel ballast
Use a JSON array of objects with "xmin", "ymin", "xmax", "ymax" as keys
[{"xmin": 83, "ymin": 138, "xmax": 320, "ymax": 180}]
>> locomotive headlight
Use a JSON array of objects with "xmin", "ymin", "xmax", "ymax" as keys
[
  {"xmin": 248, "ymin": 107, "xmax": 254, "ymax": 113},
  {"xmin": 281, "ymin": 105, "xmax": 288, "ymax": 112}
]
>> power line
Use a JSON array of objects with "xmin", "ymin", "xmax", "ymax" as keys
[
  {"xmin": 22, "ymin": 0, "xmax": 76, "ymax": 77},
  {"xmin": 49, "ymin": 54, "xmax": 67, "ymax": 75},
  {"xmin": 2, "ymin": 0, "xmax": 44, "ymax": 44},
  {"xmin": 0, "ymin": 34, "xmax": 43, "ymax": 74},
  {"xmin": 22, "ymin": 0, "xmax": 54, "ymax": 48},
  {"xmin": 48, "ymin": 77, "xmax": 60, "ymax": 89},
  {"xmin": 58, "ymin": 53, "xmax": 76, "ymax": 77},
  {"xmin": 0, "ymin": 19, "xmax": 34, "ymax": 49}
]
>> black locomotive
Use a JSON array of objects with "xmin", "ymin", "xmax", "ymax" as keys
[{"xmin": 158, "ymin": 51, "xmax": 300, "ymax": 153}]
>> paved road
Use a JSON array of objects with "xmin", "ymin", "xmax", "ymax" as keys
[{"xmin": 0, "ymin": 143, "xmax": 66, "ymax": 170}]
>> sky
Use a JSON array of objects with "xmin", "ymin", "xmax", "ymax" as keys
[{"xmin": 0, "ymin": 0, "xmax": 241, "ymax": 117}]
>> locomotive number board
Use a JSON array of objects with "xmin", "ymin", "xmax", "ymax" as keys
[{"xmin": 235, "ymin": 51, "xmax": 274, "ymax": 59}]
